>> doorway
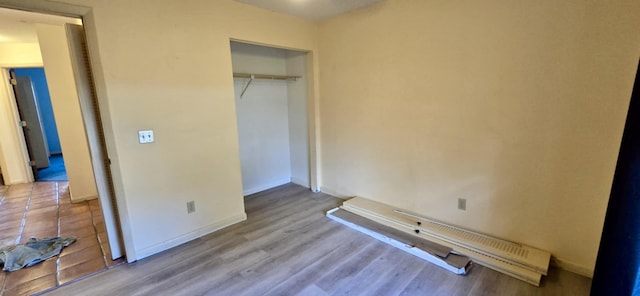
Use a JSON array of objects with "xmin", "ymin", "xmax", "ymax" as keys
[
  {"xmin": 9, "ymin": 67, "xmax": 68, "ymax": 182},
  {"xmin": 0, "ymin": 6, "xmax": 125, "ymax": 294}
]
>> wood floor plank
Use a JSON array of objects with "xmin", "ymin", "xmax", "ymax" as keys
[
  {"xmin": 264, "ymin": 233, "xmax": 366, "ymax": 295},
  {"xmin": 356, "ymin": 246, "xmax": 429, "ymax": 296},
  {"xmin": 221, "ymin": 225, "xmax": 351, "ymax": 295},
  {"xmin": 44, "ymin": 183, "xmax": 592, "ymax": 296},
  {"xmin": 331, "ymin": 246, "xmax": 399, "ymax": 295},
  {"xmin": 314, "ymin": 241, "xmax": 389, "ymax": 294}
]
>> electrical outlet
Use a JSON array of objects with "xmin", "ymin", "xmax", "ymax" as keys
[
  {"xmin": 458, "ymin": 198, "xmax": 466, "ymax": 211},
  {"xmin": 138, "ymin": 130, "xmax": 154, "ymax": 144},
  {"xmin": 187, "ymin": 201, "xmax": 195, "ymax": 214}
]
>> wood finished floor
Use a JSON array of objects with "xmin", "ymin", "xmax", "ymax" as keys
[
  {"xmin": 44, "ymin": 183, "xmax": 591, "ymax": 295},
  {"xmin": 0, "ymin": 182, "xmax": 124, "ymax": 296}
]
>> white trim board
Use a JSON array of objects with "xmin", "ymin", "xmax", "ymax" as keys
[
  {"xmin": 327, "ymin": 207, "xmax": 471, "ymax": 275},
  {"xmin": 340, "ymin": 197, "xmax": 551, "ymax": 286}
]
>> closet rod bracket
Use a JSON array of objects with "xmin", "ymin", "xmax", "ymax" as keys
[{"xmin": 240, "ymin": 74, "xmax": 254, "ymax": 98}]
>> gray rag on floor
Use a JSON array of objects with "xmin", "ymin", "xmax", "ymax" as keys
[{"xmin": 0, "ymin": 237, "xmax": 76, "ymax": 272}]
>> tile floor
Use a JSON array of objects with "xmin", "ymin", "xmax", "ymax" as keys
[{"xmin": 0, "ymin": 182, "xmax": 124, "ymax": 295}]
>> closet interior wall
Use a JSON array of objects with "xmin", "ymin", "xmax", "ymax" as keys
[{"xmin": 231, "ymin": 41, "xmax": 309, "ymax": 196}]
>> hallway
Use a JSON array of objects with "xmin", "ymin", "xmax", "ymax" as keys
[{"xmin": 0, "ymin": 182, "xmax": 123, "ymax": 295}]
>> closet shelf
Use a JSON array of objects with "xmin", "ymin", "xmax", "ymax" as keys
[{"xmin": 233, "ymin": 72, "xmax": 301, "ymax": 98}]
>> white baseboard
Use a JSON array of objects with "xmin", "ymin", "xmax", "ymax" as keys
[
  {"xmin": 319, "ymin": 186, "xmax": 352, "ymax": 199},
  {"xmin": 243, "ymin": 178, "xmax": 291, "ymax": 196},
  {"xmin": 135, "ymin": 212, "xmax": 247, "ymax": 261},
  {"xmin": 290, "ymin": 177, "xmax": 309, "ymax": 188},
  {"xmin": 70, "ymin": 194, "xmax": 98, "ymax": 203},
  {"xmin": 550, "ymin": 256, "xmax": 594, "ymax": 278},
  {"xmin": 6, "ymin": 178, "xmax": 30, "ymax": 185}
]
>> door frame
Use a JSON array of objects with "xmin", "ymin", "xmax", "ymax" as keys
[{"xmin": 0, "ymin": 1, "xmax": 134, "ymax": 261}]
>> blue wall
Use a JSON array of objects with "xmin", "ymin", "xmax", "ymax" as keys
[{"xmin": 14, "ymin": 68, "xmax": 62, "ymax": 154}]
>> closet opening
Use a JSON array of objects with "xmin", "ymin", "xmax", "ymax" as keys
[{"xmin": 230, "ymin": 41, "xmax": 312, "ymax": 195}]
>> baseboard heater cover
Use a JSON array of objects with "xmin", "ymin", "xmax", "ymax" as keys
[
  {"xmin": 337, "ymin": 197, "xmax": 551, "ymax": 286},
  {"xmin": 326, "ymin": 208, "xmax": 472, "ymax": 275}
]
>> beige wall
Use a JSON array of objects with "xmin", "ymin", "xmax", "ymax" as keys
[
  {"xmin": 318, "ymin": 0, "xmax": 640, "ymax": 276},
  {"xmin": 0, "ymin": 43, "xmax": 42, "ymax": 184},
  {"xmin": 36, "ymin": 23, "xmax": 98, "ymax": 201},
  {"xmin": 0, "ymin": 43, "xmax": 42, "ymax": 64},
  {"xmin": 41, "ymin": 0, "xmax": 320, "ymax": 261}
]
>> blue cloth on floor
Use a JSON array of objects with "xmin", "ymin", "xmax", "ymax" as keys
[{"xmin": 0, "ymin": 237, "xmax": 76, "ymax": 272}]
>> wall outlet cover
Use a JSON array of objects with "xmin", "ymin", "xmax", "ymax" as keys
[
  {"xmin": 458, "ymin": 198, "xmax": 467, "ymax": 211},
  {"xmin": 138, "ymin": 130, "xmax": 154, "ymax": 144},
  {"xmin": 187, "ymin": 201, "xmax": 195, "ymax": 214}
]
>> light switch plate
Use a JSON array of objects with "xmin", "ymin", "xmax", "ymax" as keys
[{"xmin": 138, "ymin": 130, "xmax": 154, "ymax": 144}]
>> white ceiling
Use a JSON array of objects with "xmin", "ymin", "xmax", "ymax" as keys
[
  {"xmin": 0, "ymin": 7, "xmax": 80, "ymax": 44},
  {"xmin": 233, "ymin": 0, "xmax": 385, "ymax": 21}
]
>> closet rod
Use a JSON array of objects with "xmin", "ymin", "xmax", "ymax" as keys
[
  {"xmin": 233, "ymin": 72, "xmax": 301, "ymax": 98},
  {"xmin": 233, "ymin": 72, "xmax": 300, "ymax": 81}
]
